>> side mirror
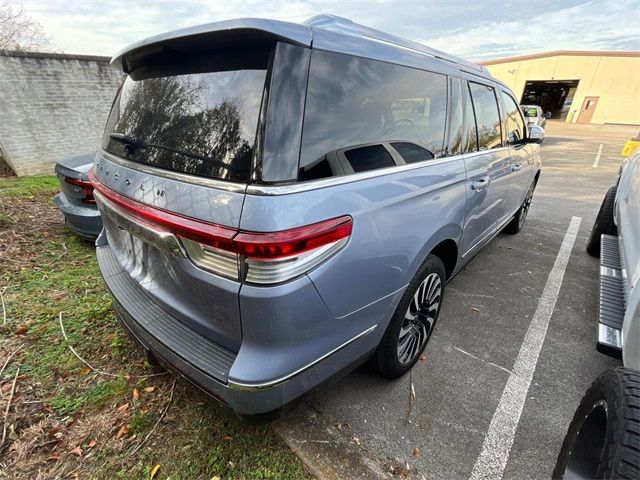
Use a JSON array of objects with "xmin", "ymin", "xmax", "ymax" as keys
[
  {"xmin": 527, "ymin": 125, "xmax": 545, "ymax": 143},
  {"xmin": 544, "ymin": 112, "xmax": 552, "ymax": 119}
]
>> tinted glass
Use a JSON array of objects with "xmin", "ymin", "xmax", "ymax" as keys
[
  {"xmin": 447, "ymin": 78, "xmax": 464, "ymax": 156},
  {"xmin": 345, "ymin": 144, "xmax": 395, "ymax": 172},
  {"xmin": 448, "ymin": 78, "xmax": 478, "ymax": 154},
  {"xmin": 391, "ymin": 142, "xmax": 434, "ymax": 163},
  {"xmin": 500, "ymin": 91, "xmax": 526, "ymax": 144},
  {"xmin": 299, "ymin": 50, "xmax": 447, "ymax": 179},
  {"xmin": 469, "ymin": 82, "xmax": 502, "ymax": 150},
  {"xmin": 102, "ymin": 54, "xmax": 268, "ymax": 181}
]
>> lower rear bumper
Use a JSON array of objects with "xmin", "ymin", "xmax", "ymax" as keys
[
  {"xmin": 55, "ymin": 193, "xmax": 102, "ymax": 239},
  {"xmin": 596, "ymin": 234, "xmax": 624, "ymax": 359},
  {"xmin": 96, "ymin": 244, "xmax": 381, "ymax": 415}
]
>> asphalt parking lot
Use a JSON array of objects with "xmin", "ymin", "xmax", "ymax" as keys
[{"xmin": 276, "ymin": 120, "xmax": 638, "ymax": 479}]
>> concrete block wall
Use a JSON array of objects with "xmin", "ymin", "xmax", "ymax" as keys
[{"xmin": 0, "ymin": 51, "xmax": 123, "ymax": 176}]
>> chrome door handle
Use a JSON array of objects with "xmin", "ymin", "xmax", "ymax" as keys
[
  {"xmin": 471, "ymin": 178, "xmax": 489, "ymax": 192},
  {"xmin": 511, "ymin": 163, "xmax": 522, "ymax": 172}
]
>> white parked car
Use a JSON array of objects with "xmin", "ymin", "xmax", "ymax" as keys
[{"xmin": 554, "ymin": 147, "xmax": 640, "ymax": 479}]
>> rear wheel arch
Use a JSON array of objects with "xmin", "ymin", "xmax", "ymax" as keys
[
  {"xmin": 407, "ymin": 224, "xmax": 462, "ymax": 284},
  {"xmin": 431, "ymin": 239, "xmax": 458, "ymax": 280}
]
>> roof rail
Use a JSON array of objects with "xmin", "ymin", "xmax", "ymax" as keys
[{"xmin": 304, "ymin": 14, "xmax": 484, "ymax": 73}]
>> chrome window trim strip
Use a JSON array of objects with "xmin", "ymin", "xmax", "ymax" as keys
[
  {"xmin": 247, "ymin": 151, "xmax": 479, "ymax": 196},
  {"xmin": 100, "ymin": 147, "xmax": 513, "ymax": 197},
  {"xmin": 227, "ymin": 324, "xmax": 377, "ymax": 391},
  {"xmin": 247, "ymin": 147, "xmax": 512, "ymax": 196},
  {"xmin": 97, "ymin": 150, "xmax": 248, "ymax": 193}
]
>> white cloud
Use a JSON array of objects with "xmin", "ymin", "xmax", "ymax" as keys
[
  {"xmin": 423, "ymin": 0, "xmax": 640, "ymax": 60},
  {"xmin": 12, "ymin": 0, "xmax": 640, "ymax": 61}
]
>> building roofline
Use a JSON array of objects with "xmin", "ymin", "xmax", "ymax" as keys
[
  {"xmin": 479, "ymin": 50, "xmax": 640, "ymax": 65},
  {"xmin": 0, "ymin": 49, "xmax": 112, "ymax": 62}
]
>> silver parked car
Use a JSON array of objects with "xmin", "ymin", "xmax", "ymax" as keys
[
  {"xmin": 90, "ymin": 15, "xmax": 543, "ymax": 416},
  {"xmin": 554, "ymin": 147, "xmax": 640, "ymax": 479},
  {"xmin": 54, "ymin": 152, "xmax": 102, "ymax": 240},
  {"xmin": 521, "ymin": 104, "xmax": 550, "ymax": 129}
]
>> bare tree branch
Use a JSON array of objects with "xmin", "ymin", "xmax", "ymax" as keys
[{"xmin": 0, "ymin": 1, "xmax": 53, "ymax": 51}]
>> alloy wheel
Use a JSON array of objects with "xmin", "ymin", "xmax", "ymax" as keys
[{"xmin": 397, "ymin": 273, "xmax": 441, "ymax": 364}]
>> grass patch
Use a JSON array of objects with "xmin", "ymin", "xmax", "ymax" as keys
[
  {"xmin": 0, "ymin": 175, "xmax": 58, "ymax": 197},
  {"xmin": 50, "ymin": 377, "xmax": 129, "ymax": 415},
  {"xmin": 129, "ymin": 411, "xmax": 152, "ymax": 436},
  {"xmin": 0, "ymin": 210, "xmax": 14, "ymax": 225},
  {"xmin": 0, "ymin": 176, "xmax": 311, "ymax": 479},
  {"xmin": 6, "ymin": 231, "xmax": 117, "ymax": 385},
  {"xmin": 113, "ymin": 399, "xmax": 309, "ymax": 480}
]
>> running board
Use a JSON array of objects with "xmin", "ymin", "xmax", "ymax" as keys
[{"xmin": 596, "ymin": 235, "xmax": 624, "ymax": 359}]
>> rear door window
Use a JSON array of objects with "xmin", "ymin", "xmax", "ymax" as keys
[
  {"xmin": 102, "ymin": 51, "xmax": 270, "ymax": 182},
  {"xmin": 299, "ymin": 51, "xmax": 448, "ymax": 180},
  {"xmin": 469, "ymin": 82, "xmax": 502, "ymax": 150}
]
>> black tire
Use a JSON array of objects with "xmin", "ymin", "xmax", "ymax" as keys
[
  {"xmin": 371, "ymin": 254, "xmax": 445, "ymax": 379},
  {"xmin": 504, "ymin": 178, "xmax": 537, "ymax": 234},
  {"xmin": 587, "ymin": 186, "xmax": 618, "ymax": 257},
  {"xmin": 553, "ymin": 367, "xmax": 640, "ymax": 480}
]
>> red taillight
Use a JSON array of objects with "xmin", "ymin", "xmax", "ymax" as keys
[
  {"xmin": 65, "ymin": 176, "xmax": 96, "ymax": 204},
  {"xmin": 89, "ymin": 171, "xmax": 236, "ymax": 249},
  {"xmin": 89, "ymin": 171, "xmax": 352, "ymax": 283},
  {"xmin": 233, "ymin": 216, "xmax": 352, "ymax": 259}
]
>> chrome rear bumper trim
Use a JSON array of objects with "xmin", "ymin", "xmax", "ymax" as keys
[{"xmin": 227, "ymin": 324, "xmax": 377, "ymax": 391}]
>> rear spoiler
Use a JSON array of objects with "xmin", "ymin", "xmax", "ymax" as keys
[{"xmin": 111, "ymin": 18, "xmax": 312, "ymax": 73}]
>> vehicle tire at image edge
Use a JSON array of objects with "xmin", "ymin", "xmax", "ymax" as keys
[
  {"xmin": 371, "ymin": 254, "xmax": 446, "ymax": 379},
  {"xmin": 553, "ymin": 367, "xmax": 640, "ymax": 480},
  {"xmin": 586, "ymin": 185, "xmax": 618, "ymax": 257}
]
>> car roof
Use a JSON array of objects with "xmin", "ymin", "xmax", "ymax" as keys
[{"xmin": 111, "ymin": 14, "xmax": 499, "ymax": 85}]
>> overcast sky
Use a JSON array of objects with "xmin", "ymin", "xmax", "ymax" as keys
[{"xmin": 14, "ymin": 0, "xmax": 640, "ymax": 61}]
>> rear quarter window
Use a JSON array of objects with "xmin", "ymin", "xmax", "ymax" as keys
[
  {"xmin": 299, "ymin": 51, "xmax": 448, "ymax": 180},
  {"xmin": 102, "ymin": 51, "xmax": 270, "ymax": 182},
  {"xmin": 469, "ymin": 82, "xmax": 502, "ymax": 150},
  {"xmin": 344, "ymin": 144, "xmax": 395, "ymax": 172}
]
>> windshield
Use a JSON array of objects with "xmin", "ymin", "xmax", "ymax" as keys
[{"xmin": 102, "ymin": 55, "xmax": 269, "ymax": 182}]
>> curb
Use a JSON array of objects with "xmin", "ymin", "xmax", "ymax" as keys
[{"xmin": 274, "ymin": 406, "xmax": 389, "ymax": 480}]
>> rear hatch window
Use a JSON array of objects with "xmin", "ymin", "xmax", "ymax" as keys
[{"xmin": 102, "ymin": 51, "xmax": 270, "ymax": 182}]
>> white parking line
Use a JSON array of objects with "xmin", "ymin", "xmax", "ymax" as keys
[
  {"xmin": 469, "ymin": 216, "xmax": 582, "ymax": 480},
  {"xmin": 592, "ymin": 144, "xmax": 603, "ymax": 167}
]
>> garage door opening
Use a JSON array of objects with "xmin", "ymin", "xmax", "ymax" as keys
[{"xmin": 520, "ymin": 80, "xmax": 579, "ymax": 121}]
